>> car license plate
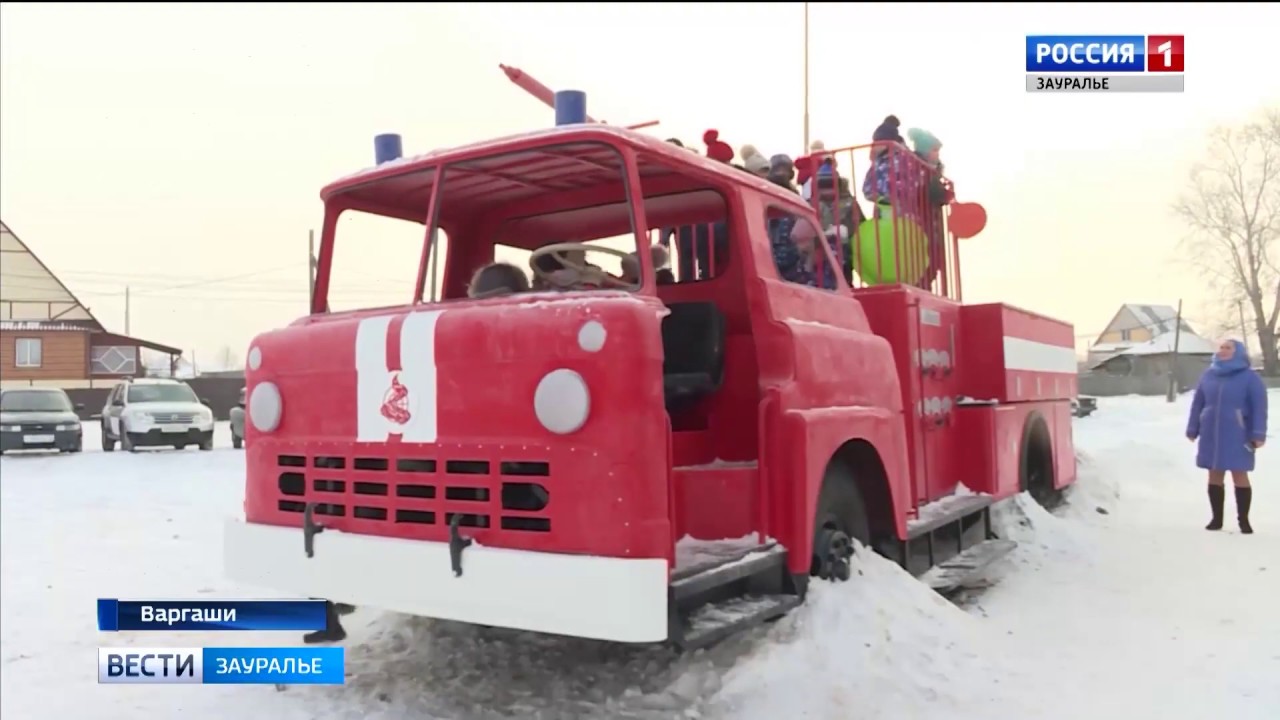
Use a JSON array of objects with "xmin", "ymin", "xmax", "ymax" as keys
[
  {"xmin": 23, "ymin": 434, "xmax": 55, "ymax": 443},
  {"xmin": 159, "ymin": 425, "xmax": 190, "ymax": 434}
]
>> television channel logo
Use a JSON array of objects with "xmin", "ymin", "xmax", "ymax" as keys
[{"xmin": 1025, "ymin": 35, "xmax": 1184, "ymax": 94}]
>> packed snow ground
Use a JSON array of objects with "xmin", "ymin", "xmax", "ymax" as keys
[{"xmin": 1, "ymin": 397, "xmax": 1277, "ymax": 720}]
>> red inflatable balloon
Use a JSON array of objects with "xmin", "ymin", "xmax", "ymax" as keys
[{"xmin": 949, "ymin": 202, "xmax": 987, "ymax": 239}]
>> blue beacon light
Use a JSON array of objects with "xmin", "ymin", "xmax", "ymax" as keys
[
  {"xmin": 554, "ymin": 90, "xmax": 587, "ymax": 126},
  {"xmin": 374, "ymin": 133, "xmax": 403, "ymax": 165}
]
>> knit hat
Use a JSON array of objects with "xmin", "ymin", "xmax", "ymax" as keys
[
  {"xmin": 770, "ymin": 153, "xmax": 794, "ymax": 171},
  {"xmin": 703, "ymin": 129, "xmax": 734, "ymax": 163},
  {"xmin": 809, "ymin": 139, "xmax": 836, "ymax": 166},
  {"xmin": 794, "ymin": 140, "xmax": 833, "ymax": 188},
  {"xmin": 794, "ymin": 156, "xmax": 814, "ymax": 186},
  {"xmin": 741, "ymin": 144, "xmax": 769, "ymax": 173},
  {"xmin": 907, "ymin": 127, "xmax": 942, "ymax": 158},
  {"xmin": 872, "ymin": 115, "xmax": 903, "ymax": 144},
  {"xmin": 650, "ymin": 243, "xmax": 671, "ymax": 270}
]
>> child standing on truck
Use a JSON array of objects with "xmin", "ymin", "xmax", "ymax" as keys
[
  {"xmin": 768, "ymin": 154, "xmax": 798, "ymax": 192},
  {"xmin": 768, "ymin": 176, "xmax": 839, "ymax": 290},
  {"xmin": 863, "ymin": 115, "xmax": 906, "ymax": 212},
  {"xmin": 907, "ymin": 127, "xmax": 954, "ymax": 288},
  {"xmin": 811, "ymin": 164, "xmax": 864, "ymax": 282}
]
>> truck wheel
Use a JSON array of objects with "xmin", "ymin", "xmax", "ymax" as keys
[
  {"xmin": 101, "ymin": 427, "xmax": 116, "ymax": 452},
  {"xmin": 232, "ymin": 433, "xmax": 242, "ymax": 450},
  {"xmin": 1021, "ymin": 415, "xmax": 1059, "ymax": 509},
  {"xmin": 811, "ymin": 459, "xmax": 871, "ymax": 582}
]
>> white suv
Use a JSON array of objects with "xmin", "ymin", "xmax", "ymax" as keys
[{"xmin": 101, "ymin": 379, "xmax": 215, "ymax": 452}]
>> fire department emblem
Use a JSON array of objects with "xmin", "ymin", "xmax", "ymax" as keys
[{"xmin": 380, "ymin": 373, "xmax": 413, "ymax": 426}]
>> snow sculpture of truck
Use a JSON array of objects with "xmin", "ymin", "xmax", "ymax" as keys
[{"xmin": 224, "ymin": 94, "xmax": 1079, "ymax": 650}]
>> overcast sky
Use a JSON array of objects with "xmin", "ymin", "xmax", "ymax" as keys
[{"xmin": 2, "ymin": 2, "xmax": 1278, "ymax": 366}]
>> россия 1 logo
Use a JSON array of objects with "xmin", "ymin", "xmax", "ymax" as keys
[{"xmin": 1024, "ymin": 34, "xmax": 1184, "ymax": 94}]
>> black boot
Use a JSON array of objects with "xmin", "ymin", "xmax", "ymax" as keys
[
  {"xmin": 303, "ymin": 600, "xmax": 348, "ymax": 644},
  {"xmin": 1236, "ymin": 486, "xmax": 1253, "ymax": 534},
  {"xmin": 1206, "ymin": 484, "xmax": 1225, "ymax": 531}
]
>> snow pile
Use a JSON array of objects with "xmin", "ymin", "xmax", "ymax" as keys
[{"xmin": 702, "ymin": 550, "xmax": 1038, "ymax": 720}]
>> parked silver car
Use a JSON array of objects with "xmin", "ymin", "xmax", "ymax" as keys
[{"xmin": 229, "ymin": 387, "xmax": 246, "ymax": 449}]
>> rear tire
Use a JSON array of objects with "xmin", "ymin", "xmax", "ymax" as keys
[
  {"xmin": 810, "ymin": 459, "xmax": 871, "ymax": 582},
  {"xmin": 1021, "ymin": 415, "xmax": 1059, "ymax": 509}
]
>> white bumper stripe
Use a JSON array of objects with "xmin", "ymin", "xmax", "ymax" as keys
[{"xmin": 224, "ymin": 520, "xmax": 670, "ymax": 643}]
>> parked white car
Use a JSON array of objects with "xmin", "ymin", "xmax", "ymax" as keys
[
  {"xmin": 229, "ymin": 387, "xmax": 246, "ymax": 449},
  {"xmin": 100, "ymin": 378, "xmax": 215, "ymax": 452}
]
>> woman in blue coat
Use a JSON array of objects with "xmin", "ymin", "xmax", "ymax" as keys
[{"xmin": 1186, "ymin": 339, "xmax": 1269, "ymax": 533}]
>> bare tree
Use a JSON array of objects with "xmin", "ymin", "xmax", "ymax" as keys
[
  {"xmin": 1175, "ymin": 107, "xmax": 1280, "ymax": 374},
  {"xmin": 216, "ymin": 345, "xmax": 242, "ymax": 371}
]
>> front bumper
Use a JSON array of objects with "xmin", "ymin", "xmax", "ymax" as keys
[
  {"xmin": 224, "ymin": 519, "xmax": 670, "ymax": 643},
  {"xmin": 0, "ymin": 427, "xmax": 82, "ymax": 452},
  {"xmin": 126, "ymin": 427, "xmax": 213, "ymax": 447}
]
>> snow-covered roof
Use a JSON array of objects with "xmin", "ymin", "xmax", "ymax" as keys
[
  {"xmin": 0, "ymin": 320, "xmax": 92, "ymax": 332},
  {"xmin": 1121, "ymin": 304, "xmax": 1181, "ymax": 334},
  {"xmin": 1089, "ymin": 331, "xmax": 1217, "ymax": 368}
]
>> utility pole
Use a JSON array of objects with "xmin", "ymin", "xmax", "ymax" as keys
[
  {"xmin": 1166, "ymin": 298, "xmax": 1184, "ymax": 402},
  {"xmin": 307, "ymin": 229, "xmax": 316, "ymax": 311},
  {"xmin": 802, "ymin": 2, "xmax": 811, "ymax": 151},
  {"xmin": 124, "ymin": 286, "xmax": 131, "ymax": 335}
]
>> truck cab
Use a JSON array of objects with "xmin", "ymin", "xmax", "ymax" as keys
[{"xmin": 225, "ymin": 125, "xmax": 1078, "ymax": 649}]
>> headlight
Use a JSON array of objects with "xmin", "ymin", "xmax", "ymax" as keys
[
  {"xmin": 249, "ymin": 382, "xmax": 283, "ymax": 432},
  {"xmin": 55, "ymin": 423, "xmax": 80, "ymax": 431},
  {"xmin": 197, "ymin": 408, "xmax": 213, "ymax": 423},
  {"xmin": 533, "ymin": 369, "xmax": 590, "ymax": 434},
  {"xmin": 125, "ymin": 409, "xmax": 149, "ymax": 423},
  {"xmin": 577, "ymin": 320, "xmax": 607, "ymax": 352},
  {"xmin": 2, "ymin": 425, "xmax": 20, "ymax": 432}
]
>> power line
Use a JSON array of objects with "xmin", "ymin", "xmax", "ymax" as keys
[{"xmin": 1, "ymin": 271, "xmax": 408, "ymax": 297}]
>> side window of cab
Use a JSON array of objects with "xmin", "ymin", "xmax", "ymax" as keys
[{"xmin": 763, "ymin": 207, "xmax": 843, "ymax": 292}]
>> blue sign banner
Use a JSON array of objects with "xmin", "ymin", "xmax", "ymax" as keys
[
  {"xmin": 1026, "ymin": 35, "xmax": 1146, "ymax": 72},
  {"xmin": 98, "ymin": 599, "xmax": 328, "ymax": 632},
  {"xmin": 202, "ymin": 647, "xmax": 345, "ymax": 685}
]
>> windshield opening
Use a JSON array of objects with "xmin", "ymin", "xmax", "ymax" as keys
[
  {"xmin": 0, "ymin": 390, "xmax": 72, "ymax": 413},
  {"xmin": 319, "ymin": 140, "xmax": 647, "ymax": 306},
  {"xmin": 325, "ymin": 210, "xmax": 433, "ymax": 313},
  {"xmin": 127, "ymin": 384, "xmax": 198, "ymax": 404},
  {"xmin": 490, "ymin": 188, "xmax": 730, "ymax": 296}
]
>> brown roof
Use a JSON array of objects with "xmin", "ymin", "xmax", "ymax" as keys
[{"xmin": 0, "ymin": 321, "xmax": 182, "ymax": 356}]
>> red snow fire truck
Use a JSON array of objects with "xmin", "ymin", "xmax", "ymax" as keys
[{"xmin": 225, "ymin": 94, "xmax": 1078, "ymax": 650}]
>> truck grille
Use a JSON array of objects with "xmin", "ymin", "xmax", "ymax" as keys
[
  {"xmin": 273, "ymin": 453, "xmax": 552, "ymax": 533},
  {"xmin": 150, "ymin": 413, "xmax": 195, "ymax": 424}
]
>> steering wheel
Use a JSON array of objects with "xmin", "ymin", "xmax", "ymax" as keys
[{"xmin": 529, "ymin": 242, "xmax": 636, "ymax": 290}]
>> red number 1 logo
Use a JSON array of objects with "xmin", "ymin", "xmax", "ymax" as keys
[{"xmin": 1146, "ymin": 35, "xmax": 1184, "ymax": 72}]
